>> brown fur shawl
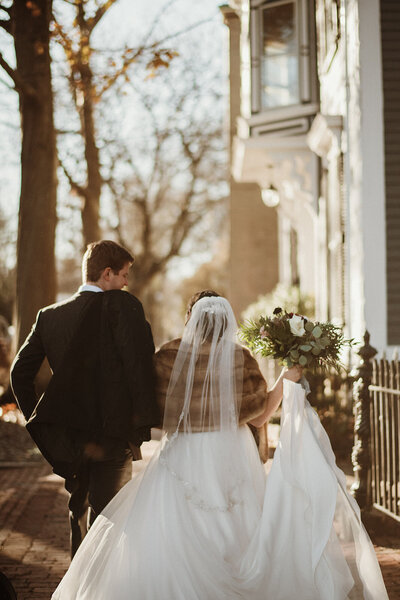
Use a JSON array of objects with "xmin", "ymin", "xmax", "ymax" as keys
[{"xmin": 153, "ymin": 339, "xmax": 269, "ymax": 461}]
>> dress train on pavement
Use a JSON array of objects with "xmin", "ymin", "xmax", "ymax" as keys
[{"xmin": 52, "ymin": 380, "xmax": 388, "ymax": 600}]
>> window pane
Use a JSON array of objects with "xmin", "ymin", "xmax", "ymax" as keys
[{"xmin": 261, "ymin": 2, "xmax": 299, "ymax": 109}]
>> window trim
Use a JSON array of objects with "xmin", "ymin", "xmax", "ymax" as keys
[
  {"xmin": 250, "ymin": 0, "xmax": 314, "ymax": 115},
  {"xmin": 315, "ymin": 0, "xmax": 341, "ymax": 74}
]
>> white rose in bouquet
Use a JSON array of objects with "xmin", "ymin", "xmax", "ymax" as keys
[
  {"xmin": 289, "ymin": 314, "xmax": 305, "ymax": 337},
  {"xmin": 240, "ymin": 307, "xmax": 354, "ymax": 371}
]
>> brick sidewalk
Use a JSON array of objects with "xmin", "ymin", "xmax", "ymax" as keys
[
  {"xmin": 0, "ymin": 462, "xmax": 70, "ymax": 599},
  {"xmin": 0, "ymin": 445, "xmax": 399, "ymax": 599},
  {"xmin": 376, "ymin": 546, "xmax": 400, "ymax": 599}
]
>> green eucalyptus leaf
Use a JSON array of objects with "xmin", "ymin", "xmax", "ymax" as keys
[
  {"xmin": 312, "ymin": 347, "xmax": 320, "ymax": 355},
  {"xmin": 299, "ymin": 344, "xmax": 312, "ymax": 352},
  {"xmin": 305, "ymin": 321, "xmax": 314, "ymax": 332},
  {"xmin": 299, "ymin": 355, "xmax": 307, "ymax": 366},
  {"xmin": 286, "ymin": 358, "xmax": 293, "ymax": 368},
  {"xmin": 312, "ymin": 326, "xmax": 322, "ymax": 338}
]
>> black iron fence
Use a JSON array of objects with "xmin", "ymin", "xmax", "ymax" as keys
[
  {"xmin": 351, "ymin": 332, "xmax": 400, "ymax": 521},
  {"xmin": 370, "ymin": 356, "xmax": 400, "ymax": 520}
]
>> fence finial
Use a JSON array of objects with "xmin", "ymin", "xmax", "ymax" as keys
[{"xmin": 351, "ymin": 329, "xmax": 377, "ymax": 509}]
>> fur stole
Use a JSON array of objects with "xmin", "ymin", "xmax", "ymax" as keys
[{"xmin": 154, "ymin": 339, "xmax": 269, "ymax": 460}]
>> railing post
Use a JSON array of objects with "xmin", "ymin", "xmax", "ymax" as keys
[{"xmin": 351, "ymin": 330, "xmax": 377, "ymax": 509}]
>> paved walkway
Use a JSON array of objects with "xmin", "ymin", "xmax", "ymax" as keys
[
  {"xmin": 0, "ymin": 440, "xmax": 399, "ymax": 599},
  {"xmin": 0, "ymin": 463, "xmax": 70, "ymax": 599}
]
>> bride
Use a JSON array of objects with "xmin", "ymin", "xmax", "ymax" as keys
[{"xmin": 52, "ymin": 291, "xmax": 388, "ymax": 599}]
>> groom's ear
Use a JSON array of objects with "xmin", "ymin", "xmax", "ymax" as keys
[{"xmin": 102, "ymin": 267, "xmax": 112, "ymax": 281}]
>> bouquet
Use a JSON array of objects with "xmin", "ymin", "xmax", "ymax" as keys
[{"xmin": 239, "ymin": 307, "xmax": 354, "ymax": 372}]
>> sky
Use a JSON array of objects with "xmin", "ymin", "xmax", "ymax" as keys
[{"xmin": 0, "ymin": 0, "xmax": 228, "ymax": 274}]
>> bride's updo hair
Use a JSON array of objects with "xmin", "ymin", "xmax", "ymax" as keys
[{"xmin": 185, "ymin": 290, "xmax": 220, "ymax": 325}]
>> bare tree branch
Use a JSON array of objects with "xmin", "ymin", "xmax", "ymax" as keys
[
  {"xmin": 0, "ymin": 74, "xmax": 13, "ymax": 90},
  {"xmin": 0, "ymin": 18, "xmax": 10, "ymax": 33},
  {"xmin": 52, "ymin": 17, "xmax": 74, "ymax": 50},
  {"xmin": 106, "ymin": 179, "xmax": 126, "ymax": 245},
  {"xmin": 52, "ymin": 2, "xmax": 225, "ymax": 292},
  {"xmin": 0, "ymin": 3, "xmax": 11, "ymax": 16},
  {"xmin": 138, "ymin": 0, "xmax": 178, "ymax": 48},
  {"xmin": 141, "ymin": 207, "xmax": 204, "ymax": 281},
  {"xmin": 95, "ymin": 46, "xmax": 145, "ymax": 97},
  {"xmin": 56, "ymin": 128, "xmax": 82, "ymax": 135},
  {"xmin": 75, "ymin": 1, "xmax": 87, "ymax": 36},
  {"xmin": 0, "ymin": 52, "xmax": 37, "ymax": 98},
  {"xmin": 154, "ymin": 16, "xmax": 216, "ymax": 47},
  {"xmin": 87, "ymin": 0, "xmax": 119, "ymax": 33},
  {"xmin": 52, "ymin": 20, "xmax": 82, "ymax": 122},
  {"xmin": 59, "ymin": 157, "xmax": 87, "ymax": 198},
  {"xmin": 0, "ymin": 53, "xmax": 16, "ymax": 82},
  {"xmin": 118, "ymin": 152, "xmax": 147, "ymax": 196}
]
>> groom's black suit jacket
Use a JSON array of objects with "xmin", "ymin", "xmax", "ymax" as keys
[{"xmin": 10, "ymin": 290, "xmax": 159, "ymax": 478}]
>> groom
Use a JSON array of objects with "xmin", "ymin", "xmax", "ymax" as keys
[{"xmin": 11, "ymin": 240, "xmax": 159, "ymax": 556}]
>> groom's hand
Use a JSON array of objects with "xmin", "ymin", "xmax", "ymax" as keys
[{"xmin": 83, "ymin": 442, "xmax": 106, "ymax": 461}]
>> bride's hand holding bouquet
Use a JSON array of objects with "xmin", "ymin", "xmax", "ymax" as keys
[
  {"xmin": 240, "ymin": 307, "xmax": 354, "ymax": 373},
  {"xmin": 240, "ymin": 307, "xmax": 354, "ymax": 426}
]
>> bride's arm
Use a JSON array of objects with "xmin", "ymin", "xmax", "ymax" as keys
[{"xmin": 248, "ymin": 366, "xmax": 302, "ymax": 427}]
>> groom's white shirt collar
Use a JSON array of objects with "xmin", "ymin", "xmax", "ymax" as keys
[{"xmin": 78, "ymin": 284, "xmax": 104, "ymax": 293}]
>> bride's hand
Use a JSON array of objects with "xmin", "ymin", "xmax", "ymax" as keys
[{"xmin": 282, "ymin": 365, "xmax": 303, "ymax": 382}]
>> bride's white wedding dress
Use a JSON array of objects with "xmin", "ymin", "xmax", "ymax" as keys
[{"xmin": 52, "ymin": 379, "xmax": 388, "ymax": 600}]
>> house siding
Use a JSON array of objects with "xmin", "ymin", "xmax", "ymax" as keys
[{"xmin": 381, "ymin": 0, "xmax": 400, "ymax": 344}]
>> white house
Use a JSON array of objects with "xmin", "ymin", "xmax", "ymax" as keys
[{"xmin": 222, "ymin": 0, "xmax": 400, "ymax": 354}]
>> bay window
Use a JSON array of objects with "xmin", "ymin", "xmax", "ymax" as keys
[{"xmin": 251, "ymin": 0, "xmax": 316, "ymax": 115}]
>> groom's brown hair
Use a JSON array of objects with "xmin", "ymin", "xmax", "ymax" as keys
[{"xmin": 82, "ymin": 240, "xmax": 134, "ymax": 282}]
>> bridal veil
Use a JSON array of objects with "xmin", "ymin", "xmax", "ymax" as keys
[{"xmin": 52, "ymin": 296, "xmax": 388, "ymax": 600}]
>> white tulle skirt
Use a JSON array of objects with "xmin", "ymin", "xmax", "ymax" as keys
[{"xmin": 52, "ymin": 380, "xmax": 388, "ymax": 600}]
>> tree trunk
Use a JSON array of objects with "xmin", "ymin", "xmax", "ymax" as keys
[
  {"xmin": 76, "ymin": 8, "xmax": 102, "ymax": 248},
  {"xmin": 81, "ymin": 62, "xmax": 102, "ymax": 245},
  {"xmin": 13, "ymin": 0, "xmax": 57, "ymax": 348}
]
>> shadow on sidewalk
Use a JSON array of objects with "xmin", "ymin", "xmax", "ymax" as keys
[
  {"xmin": 0, "ymin": 553, "xmax": 64, "ymax": 599},
  {"xmin": 0, "ymin": 570, "xmax": 17, "ymax": 599},
  {"xmin": 5, "ymin": 474, "xmax": 70, "ymax": 555}
]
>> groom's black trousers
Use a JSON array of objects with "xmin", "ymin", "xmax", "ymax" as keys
[{"xmin": 64, "ymin": 448, "xmax": 132, "ymax": 557}]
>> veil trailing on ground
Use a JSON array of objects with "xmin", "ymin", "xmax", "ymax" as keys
[{"xmin": 159, "ymin": 296, "xmax": 246, "ymax": 511}]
